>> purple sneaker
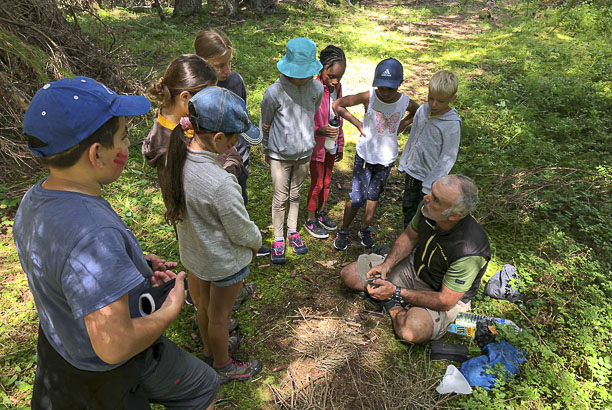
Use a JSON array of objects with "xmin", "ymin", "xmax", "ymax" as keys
[
  {"xmin": 288, "ymin": 232, "xmax": 308, "ymax": 255},
  {"xmin": 271, "ymin": 240, "xmax": 286, "ymax": 264}
]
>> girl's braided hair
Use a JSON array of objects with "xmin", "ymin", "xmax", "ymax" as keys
[{"xmin": 319, "ymin": 45, "xmax": 346, "ymax": 70}]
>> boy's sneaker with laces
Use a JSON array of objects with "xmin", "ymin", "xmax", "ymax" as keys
[
  {"xmin": 288, "ymin": 232, "xmax": 308, "ymax": 254},
  {"xmin": 317, "ymin": 210, "xmax": 337, "ymax": 231},
  {"xmin": 271, "ymin": 240, "xmax": 286, "ymax": 264},
  {"xmin": 333, "ymin": 229, "xmax": 349, "ymax": 251},
  {"xmin": 256, "ymin": 246, "xmax": 271, "ymax": 257},
  {"xmin": 304, "ymin": 218, "xmax": 329, "ymax": 239},
  {"xmin": 233, "ymin": 282, "xmax": 257, "ymax": 311},
  {"xmin": 358, "ymin": 227, "xmax": 375, "ymax": 248},
  {"xmin": 215, "ymin": 357, "xmax": 263, "ymax": 384},
  {"xmin": 203, "ymin": 335, "xmax": 242, "ymax": 366}
]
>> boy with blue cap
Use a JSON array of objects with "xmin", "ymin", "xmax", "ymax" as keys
[
  {"xmin": 14, "ymin": 77, "xmax": 219, "ymax": 409},
  {"xmin": 332, "ymin": 58, "xmax": 419, "ymax": 251},
  {"xmin": 261, "ymin": 37, "xmax": 324, "ymax": 264}
]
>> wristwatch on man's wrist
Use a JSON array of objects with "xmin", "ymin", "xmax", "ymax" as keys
[{"xmin": 392, "ymin": 286, "xmax": 403, "ymax": 303}]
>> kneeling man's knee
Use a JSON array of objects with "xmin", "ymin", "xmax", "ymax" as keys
[{"xmin": 391, "ymin": 309, "xmax": 433, "ymax": 344}]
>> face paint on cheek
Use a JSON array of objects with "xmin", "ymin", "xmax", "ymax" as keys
[{"xmin": 113, "ymin": 150, "xmax": 129, "ymax": 168}]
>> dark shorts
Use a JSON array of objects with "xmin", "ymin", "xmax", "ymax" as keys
[
  {"xmin": 32, "ymin": 327, "xmax": 219, "ymax": 410},
  {"xmin": 402, "ymin": 173, "xmax": 424, "ymax": 228},
  {"xmin": 350, "ymin": 154, "xmax": 392, "ymax": 208}
]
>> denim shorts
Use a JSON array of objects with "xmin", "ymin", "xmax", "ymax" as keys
[
  {"xmin": 350, "ymin": 154, "xmax": 392, "ymax": 208},
  {"xmin": 213, "ymin": 266, "xmax": 250, "ymax": 287}
]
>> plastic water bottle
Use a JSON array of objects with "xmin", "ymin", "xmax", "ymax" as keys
[{"xmin": 448, "ymin": 312, "xmax": 521, "ymax": 337}]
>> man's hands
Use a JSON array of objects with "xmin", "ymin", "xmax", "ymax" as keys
[
  {"xmin": 365, "ymin": 263, "xmax": 395, "ymax": 300},
  {"xmin": 366, "ymin": 263, "xmax": 391, "ymax": 281},
  {"xmin": 367, "ymin": 278, "xmax": 396, "ymax": 301},
  {"xmin": 262, "ymin": 123, "xmax": 271, "ymax": 133}
]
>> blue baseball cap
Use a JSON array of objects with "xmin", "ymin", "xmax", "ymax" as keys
[
  {"xmin": 189, "ymin": 86, "xmax": 262, "ymax": 145},
  {"xmin": 372, "ymin": 58, "xmax": 403, "ymax": 89},
  {"xmin": 277, "ymin": 37, "xmax": 323, "ymax": 79},
  {"xmin": 23, "ymin": 76, "xmax": 151, "ymax": 157}
]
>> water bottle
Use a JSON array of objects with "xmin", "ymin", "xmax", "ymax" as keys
[
  {"xmin": 325, "ymin": 116, "xmax": 340, "ymax": 155},
  {"xmin": 448, "ymin": 312, "xmax": 521, "ymax": 337}
]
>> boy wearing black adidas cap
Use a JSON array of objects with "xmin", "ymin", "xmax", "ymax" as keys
[
  {"xmin": 14, "ymin": 77, "xmax": 218, "ymax": 409},
  {"xmin": 332, "ymin": 58, "xmax": 419, "ymax": 251}
]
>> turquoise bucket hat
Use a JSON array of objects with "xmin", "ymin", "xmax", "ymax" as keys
[{"xmin": 277, "ymin": 38, "xmax": 323, "ymax": 79}]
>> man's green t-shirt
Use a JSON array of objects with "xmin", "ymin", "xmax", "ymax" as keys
[{"xmin": 409, "ymin": 209, "xmax": 487, "ymax": 293}]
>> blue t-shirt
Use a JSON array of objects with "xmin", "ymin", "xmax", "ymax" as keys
[{"xmin": 13, "ymin": 180, "xmax": 151, "ymax": 371}]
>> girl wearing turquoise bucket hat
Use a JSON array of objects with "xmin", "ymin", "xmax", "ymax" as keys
[{"xmin": 260, "ymin": 38, "xmax": 324, "ymax": 264}]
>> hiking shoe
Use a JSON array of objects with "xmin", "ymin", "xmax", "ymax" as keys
[
  {"xmin": 215, "ymin": 357, "xmax": 263, "ymax": 384},
  {"xmin": 333, "ymin": 229, "xmax": 349, "ymax": 251},
  {"xmin": 233, "ymin": 282, "xmax": 257, "ymax": 311},
  {"xmin": 381, "ymin": 298, "xmax": 404, "ymax": 314},
  {"xmin": 288, "ymin": 232, "xmax": 308, "ymax": 254},
  {"xmin": 304, "ymin": 218, "xmax": 329, "ymax": 239},
  {"xmin": 358, "ymin": 227, "xmax": 375, "ymax": 248},
  {"xmin": 228, "ymin": 317, "xmax": 239, "ymax": 333},
  {"xmin": 256, "ymin": 246, "xmax": 271, "ymax": 257},
  {"xmin": 203, "ymin": 335, "xmax": 242, "ymax": 366},
  {"xmin": 271, "ymin": 240, "xmax": 286, "ymax": 264},
  {"xmin": 317, "ymin": 210, "xmax": 337, "ymax": 231},
  {"xmin": 370, "ymin": 243, "xmax": 392, "ymax": 257}
]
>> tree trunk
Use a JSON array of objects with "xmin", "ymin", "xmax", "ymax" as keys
[
  {"xmin": 152, "ymin": 0, "xmax": 166, "ymax": 21},
  {"xmin": 172, "ymin": 0, "xmax": 201, "ymax": 17}
]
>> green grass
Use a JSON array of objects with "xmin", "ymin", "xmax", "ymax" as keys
[{"xmin": 1, "ymin": 0, "xmax": 611, "ymax": 408}]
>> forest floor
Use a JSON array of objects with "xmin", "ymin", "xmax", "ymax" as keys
[{"xmin": 1, "ymin": 0, "xmax": 610, "ymax": 408}]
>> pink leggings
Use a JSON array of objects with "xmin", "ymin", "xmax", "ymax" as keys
[{"xmin": 307, "ymin": 152, "xmax": 336, "ymax": 212}]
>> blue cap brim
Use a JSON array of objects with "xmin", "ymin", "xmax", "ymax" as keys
[
  {"xmin": 110, "ymin": 95, "xmax": 151, "ymax": 117},
  {"xmin": 241, "ymin": 123, "xmax": 263, "ymax": 146}
]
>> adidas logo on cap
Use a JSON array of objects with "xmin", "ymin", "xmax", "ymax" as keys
[{"xmin": 381, "ymin": 69, "xmax": 392, "ymax": 77}]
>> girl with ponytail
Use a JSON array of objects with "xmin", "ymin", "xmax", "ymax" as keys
[{"xmin": 142, "ymin": 54, "xmax": 217, "ymax": 199}]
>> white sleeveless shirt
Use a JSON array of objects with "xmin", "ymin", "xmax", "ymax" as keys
[{"xmin": 356, "ymin": 88, "xmax": 410, "ymax": 166}]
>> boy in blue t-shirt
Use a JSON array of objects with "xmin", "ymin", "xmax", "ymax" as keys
[{"xmin": 14, "ymin": 77, "xmax": 218, "ymax": 409}]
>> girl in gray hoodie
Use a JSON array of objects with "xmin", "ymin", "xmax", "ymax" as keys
[{"xmin": 260, "ymin": 38, "xmax": 324, "ymax": 264}]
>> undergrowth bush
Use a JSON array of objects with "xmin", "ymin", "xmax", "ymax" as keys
[{"xmin": 453, "ymin": 3, "xmax": 611, "ymax": 408}]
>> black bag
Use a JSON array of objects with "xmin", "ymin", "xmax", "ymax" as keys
[{"xmin": 429, "ymin": 341, "xmax": 469, "ymax": 362}]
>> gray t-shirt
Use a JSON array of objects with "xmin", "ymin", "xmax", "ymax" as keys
[{"xmin": 13, "ymin": 180, "xmax": 151, "ymax": 371}]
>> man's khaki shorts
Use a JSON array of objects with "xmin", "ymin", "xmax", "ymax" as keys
[{"xmin": 357, "ymin": 253, "xmax": 470, "ymax": 340}]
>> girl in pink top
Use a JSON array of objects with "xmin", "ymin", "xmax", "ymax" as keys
[{"xmin": 304, "ymin": 45, "xmax": 347, "ymax": 239}]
